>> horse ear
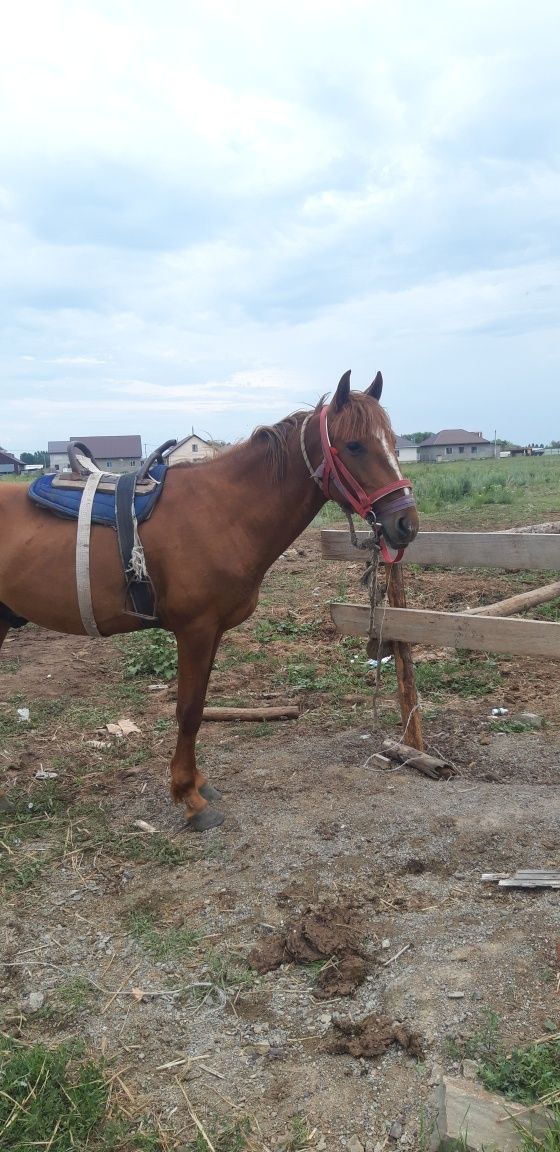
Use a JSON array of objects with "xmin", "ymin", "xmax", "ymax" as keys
[
  {"xmin": 332, "ymin": 369, "xmax": 351, "ymax": 411},
  {"xmin": 365, "ymin": 371, "xmax": 383, "ymax": 401}
]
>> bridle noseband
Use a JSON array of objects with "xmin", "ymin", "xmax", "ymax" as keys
[{"xmin": 301, "ymin": 406, "xmax": 416, "ymax": 563}]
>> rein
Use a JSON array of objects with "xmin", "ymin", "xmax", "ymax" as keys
[{"xmin": 300, "ymin": 407, "xmax": 416, "ymax": 564}]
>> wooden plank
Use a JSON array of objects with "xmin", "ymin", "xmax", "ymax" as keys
[
  {"xmin": 468, "ymin": 580, "xmax": 560, "ymax": 617},
  {"xmin": 321, "ymin": 529, "xmax": 560, "ymax": 571},
  {"xmin": 330, "ymin": 603, "xmax": 560, "ymax": 658}
]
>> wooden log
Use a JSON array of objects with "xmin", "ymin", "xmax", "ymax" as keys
[
  {"xmin": 384, "ymin": 565, "xmax": 424, "ymax": 751},
  {"xmin": 321, "ymin": 529, "xmax": 560, "ymax": 571},
  {"xmin": 202, "ymin": 706, "xmax": 299, "ymax": 722},
  {"xmin": 468, "ymin": 580, "xmax": 560, "ymax": 618},
  {"xmin": 382, "ymin": 738, "xmax": 456, "ymax": 779},
  {"xmin": 330, "ymin": 603, "xmax": 560, "ymax": 659}
]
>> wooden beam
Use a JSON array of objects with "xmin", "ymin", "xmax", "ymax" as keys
[
  {"xmin": 330, "ymin": 603, "xmax": 560, "ymax": 658},
  {"xmin": 468, "ymin": 580, "xmax": 560, "ymax": 617},
  {"xmin": 385, "ymin": 565, "xmax": 424, "ymax": 751},
  {"xmin": 202, "ymin": 706, "xmax": 299, "ymax": 722},
  {"xmin": 321, "ymin": 529, "xmax": 560, "ymax": 571}
]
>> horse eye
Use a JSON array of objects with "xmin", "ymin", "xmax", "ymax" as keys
[{"xmin": 346, "ymin": 441, "xmax": 363, "ymax": 454}]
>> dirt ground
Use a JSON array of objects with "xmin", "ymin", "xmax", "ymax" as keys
[{"xmin": 1, "ymin": 523, "xmax": 559, "ymax": 1151}]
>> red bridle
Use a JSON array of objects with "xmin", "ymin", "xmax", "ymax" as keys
[{"xmin": 304, "ymin": 406, "xmax": 416, "ymax": 563}]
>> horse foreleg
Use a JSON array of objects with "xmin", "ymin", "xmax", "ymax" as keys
[{"xmin": 171, "ymin": 626, "xmax": 224, "ymax": 832}]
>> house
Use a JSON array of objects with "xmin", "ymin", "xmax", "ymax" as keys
[
  {"xmin": 395, "ymin": 436, "xmax": 418, "ymax": 464},
  {"xmin": 417, "ymin": 430, "xmax": 495, "ymax": 463},
  {"xmin": 164, "ymin": 434, "xmax": 225, "ymax": 466},
  {"xmin": 48, "ymin": 435, "xmax": 143, "ymax": 473},
  {"xmin": 0, "ymin": 448, "xmax": 24, "ymax": 475}
]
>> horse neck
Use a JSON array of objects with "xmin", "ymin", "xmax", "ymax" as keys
[{"xmin": 211, "ymin": 420, "xmax": 326, "ymax": 568}]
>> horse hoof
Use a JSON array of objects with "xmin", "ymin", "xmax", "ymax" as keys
[
  {"xmin": 186, "ymin": 805, "xmax": 225, "ymax": 832},
  {"xmin": 199, "ymin": 782, "xmax": 222, "ymax": 803}
]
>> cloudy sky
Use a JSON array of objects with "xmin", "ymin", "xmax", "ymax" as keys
[{"xmin": 2, "ymin": 0, "xmax": 559, "ymax": 454}]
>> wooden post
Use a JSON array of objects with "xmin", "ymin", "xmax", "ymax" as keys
[{"xmin": 385, "ymin": 563, "xmax": 424, "ymax": 752}]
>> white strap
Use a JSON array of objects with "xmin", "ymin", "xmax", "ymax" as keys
[
  {"xmin": 76, "ymin": 471, "xmax": 103, "ymax": 638},
  {"xmin": 74, "ymin": 452, "xmax": 103, "ymax": 475}
]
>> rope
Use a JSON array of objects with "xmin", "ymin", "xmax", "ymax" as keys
[{"xmin": 343, "ymin": 509, "xmax": 391, "ymax": 719}]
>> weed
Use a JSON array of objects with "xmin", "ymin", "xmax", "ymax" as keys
[
  {"xmin": 283, "ymin": 1113, "xmax": 315, "ymax": 1150},
  {"xmin": 128, "ymin": 909, "xmax": 199, "ymax": 959},
  {"xmin": 479, "ymin": 1039, "xmax": 560, "ymax": 1105},
  {"xmin": 203, "ymin": 949, "xmax": 257, "ymax": 993},
  {"xmin": 120, "ymin": 630, "xmax": 178, "ymax": 681},
  {"xmin": 492, "ymin": 719, "xmax": 536, "ymax": 734},
  {"xmin": 113, "ymin": 830, "xmax": 192, "ymax": 866},
  {"xmin": 254, "ymin": 613, "xmax": 318, "ymax": 642}
]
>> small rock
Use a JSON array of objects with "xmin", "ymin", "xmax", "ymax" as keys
[
  {"xmin": 381, "ymin": 939, "xmax": 391, "ymax": 950},
  {"xmin": 388, "ymin": 1121, "xmax": 403, "ymax": 1141},
  {"xmin": 515, "ymin": 711, "xmax": 544, "ymax": 729},
  {"xmin": 428, "ymin": 1063, "xmax": 442, "ymax": 1087},
  {"xmin": 447, "ymin": 991, "xmax": 465, "ymax": 999},
  {"xmin": 462, "ymin": 1058, "xmax": 478, "ymax": 1079},
  {"xmin": 28, "ymin": 992, "xmax": 45, "ymax": 1012},
  {"xmin": 347, "ymin": 1137, "xmax": 365, "ymax": 1152}
]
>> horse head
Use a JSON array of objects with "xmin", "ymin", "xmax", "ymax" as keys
[{"xmin": 322, "ymin": 370, "xmax": 419, "ymax": 552}]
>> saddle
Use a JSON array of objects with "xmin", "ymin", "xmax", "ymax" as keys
[{"xmin": 28, "ymin": 440, "xmax": 176, "ymax": 632}]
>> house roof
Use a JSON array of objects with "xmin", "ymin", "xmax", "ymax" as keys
[
  {"xmin": 48, "ymin": 436, "xmax": 142, "ymax": 457},
  {"xmin": 167, "ymin": 434, "xmax": 212, "ymax": 451},
  {"xmin": 419, "ymin": 429, "xmax": 491, "ymax": 447},
  {"xmin": 0, "ymin": 447, "xmax": 23, "ymax": 466},
  {"xmin": 395, "ymin": 435, "xmax": 417, "ymax": 449}
]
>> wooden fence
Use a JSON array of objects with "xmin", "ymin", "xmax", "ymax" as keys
[{"xmin": 321, "ymin": 530, "xmax": 560, "ymax": 661}]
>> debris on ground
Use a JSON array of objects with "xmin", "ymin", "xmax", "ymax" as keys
[
  {"xmin": 322, "ymin": 1013, "xmax": 424, "ymax": 1059},
  {"xmin": 482, "ymin": 869, "xmax": 560, "ymax": 888},
  {"xmin": 248, "ymin": 901, "xmax": 369, "ymax": 997},
  {"xmin": 105, "ymin": 718, "xmax": 142, "ymax": 738}
]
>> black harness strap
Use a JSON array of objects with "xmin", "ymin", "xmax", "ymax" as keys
[{"xmin": 115, "ymin": 472, "xmax": 159, "ymax": 628}]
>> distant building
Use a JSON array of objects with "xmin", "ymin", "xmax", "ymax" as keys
[
  {"xmin": 395, "ymin": 436, "xmax": 418, "ymax": 464},
  {"xmin": 164, "ymin": 434, "xmax": 226, "ymax": 465},
  {"xmin": 0, "ymin": 448, "xmax": 24, "ymax": 475},
  {"xmin": 48, "ymin": 435, "xmax": 143, "ymax": 473},
  {"xmin": 417, "ymin": 429, "xmax": 494, "ymax": 463}
]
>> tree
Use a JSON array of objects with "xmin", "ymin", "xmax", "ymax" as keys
[
  {"xmin": 550, "ymin": 440, "xmax": 560, "ymax": 448},
  {"xmin": 20, "ymin": 451, "xmax": 50, "ymax": 466}
]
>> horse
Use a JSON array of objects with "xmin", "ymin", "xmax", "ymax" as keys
[{"xmin": 0, "ymin": 370, "xmax": 419, "ymax": 829}]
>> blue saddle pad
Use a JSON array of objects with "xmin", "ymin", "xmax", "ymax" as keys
[{"xmin": 28, "ymin": 465, "xmax": 167, "ymax": 527}]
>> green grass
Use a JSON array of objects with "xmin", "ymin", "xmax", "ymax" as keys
[
  {"xmin": 406, "ymin": 456, "xmax": 560, "ymax": 527},
  {"xmin": 415, "ymin": 654, "xmax": 502, "ymax": 698},
  {"xmin": 128, "ymin": 909, "xmax": 200, "ymax": 959},
  {"xmin": 254, "ymin": 613, "xmax": 318, "ymax": 641},
  {"xmin": 0, "ymin": 1038, "xmax": 164, "ymax": 1150}
]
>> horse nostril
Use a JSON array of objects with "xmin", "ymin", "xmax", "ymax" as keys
[{"xmin": 397, "ymin": 516, "xmax": 413, "ymax": 540}]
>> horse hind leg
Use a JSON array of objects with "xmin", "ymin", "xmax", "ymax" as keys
[{"xmin": 171, "ymin": 625, "xmax": 224, "ymax": 832}]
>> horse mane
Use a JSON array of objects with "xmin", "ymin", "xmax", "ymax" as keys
[
  {"xmin": 250, "ymin": 392, "xmax": 393, "ymax": 482},
  {"xmin": 250, "ymin": 400, "xmax": 321, "ymax": 483}
]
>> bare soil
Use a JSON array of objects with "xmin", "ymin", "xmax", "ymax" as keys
[{"xmin": 1, "ymin": 523, "xmax": 559, "ymax": 1151}]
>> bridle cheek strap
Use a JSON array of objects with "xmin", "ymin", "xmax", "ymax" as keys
[{"xmin": 312, "ymin": 406, "xmax": 415, "ymax": 564}]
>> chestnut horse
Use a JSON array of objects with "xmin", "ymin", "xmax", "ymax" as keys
[{"xmin": 0, "ymin": 371, "xmax": 418, "ymax": 829}]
